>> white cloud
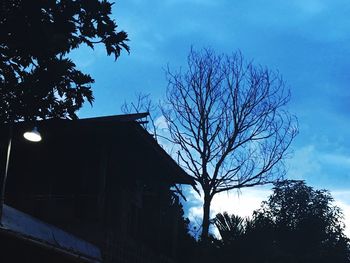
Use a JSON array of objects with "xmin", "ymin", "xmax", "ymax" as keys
[
  {"xmin": 331, "ymin": 190, "xmax": 350, "ymax": 237},
  {"xmin": 287, "ymin": 143, "xmax": 350, "ymax": 186},
  {"xmin": 210, "ymin": 188, "xmax": 271, "ymax": 218},
  {"xmin": 186, "ymin": 186, "xmax": 271, "ymax": 237},
  {"xmin": 155, "ymin": 115, "xmax": 168, "ymax": 129},
  {"xmin": 156, "ymin": 119, "xmax": 181, "ymax": 158},
  {"xmin": 287, "ymin": 145, "xmax": 322, "ymax": 180},
  {"xmin": 334, "ymin": 200, "xmax": 350, "ymax": 237}
]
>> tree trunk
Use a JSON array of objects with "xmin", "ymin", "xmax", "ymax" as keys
[{"xmin": 201, "ymin": 193, "xmax": 211, "ymax": 241}]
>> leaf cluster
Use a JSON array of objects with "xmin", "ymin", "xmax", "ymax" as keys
[{"xmin": 0, "ymin": 0, "xmax": 129, "ymax": 122}]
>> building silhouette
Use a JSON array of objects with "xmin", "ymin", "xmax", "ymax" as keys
[{"xmin": 0, "ymin": 113, "xmax": 194, "ymax": 262}]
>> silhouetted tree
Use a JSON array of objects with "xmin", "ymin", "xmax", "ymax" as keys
[
  {"xmin": 137, "ymin": 179, "xmax": 196, "ymax": 262},
  {"xmin": 252, "ymin": 180, "xmax": 350, "ymax": 263},
  {"xmin": 1, "ymin": 0, "xmax": 129, "ymax": 122},
  {"xmin": 215, "ymin": 212, "xmax": 246, "ymax": 245},
  {"xmin": 214, "ymin": 180, "xmax": 350, "ymax": 263},
  {"xmin": 161, "ymin": 48, "xmax": 298, "ymax": 241}
]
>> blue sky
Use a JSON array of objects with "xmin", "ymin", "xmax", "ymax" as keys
[{"xmin": 73, "ymin": 0, "xmax": 350, "ymax": 234}]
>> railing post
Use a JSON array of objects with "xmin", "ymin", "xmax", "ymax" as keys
[{"xmin": 0, "ymin": 122, "xmax": 13, "ymax": 223}]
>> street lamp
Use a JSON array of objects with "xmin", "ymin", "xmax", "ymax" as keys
[
  {"xmin": 0, "ymin": 125, "xmax": 42, "ymax": 222},
  {"xmin": 23, "ymin": 127, "xmax": 42, "ymax": 142}
]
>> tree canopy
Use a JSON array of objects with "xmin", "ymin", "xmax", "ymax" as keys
[
  {"xmin": 0, "ymin": 0, "xmax": 129, "ymax": 123},
  {"xmin": 214, "ymin": 180, "xmax": 350, "ymax": 263}
]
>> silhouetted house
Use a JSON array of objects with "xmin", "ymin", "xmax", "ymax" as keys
[{"xmin": 0, "ymin": 113, "xmax": 194, "ymax": 263}]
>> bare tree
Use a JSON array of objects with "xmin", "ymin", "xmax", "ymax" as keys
[
  {"xmin": 121, "ymin": 93, "xmax": 159, "ymax": 140},
  {"xmin": 161, "ymin": 48, "xmax": 298, "ymax": 241}
]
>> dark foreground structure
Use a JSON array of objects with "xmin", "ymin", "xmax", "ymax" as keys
[
  {"xmin": 0, "ymin": 113, "xmax": 194, "ymax": 262},
  {"xmin": 0, "ymin": 204, "xmax": 102, "ymax": 262}
]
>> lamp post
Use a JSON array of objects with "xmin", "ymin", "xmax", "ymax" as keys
[{"xmin": 0, "ymin": 125, "xmax": 42, "ymax": 222}]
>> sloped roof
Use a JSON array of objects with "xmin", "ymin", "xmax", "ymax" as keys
[
  {"xmin": 79, "ymin": 112, "xmax": 149, "ymax": 123},
  {"xmin": 80, "ymin": 113, "xmax": 195, "ymax": 185},
  {"xmin": 0, "ymin": 205, "xmax": 102, "ymax": 263},
  {"xmin": 2, "ymin": 113, "xmax": 195, "ymax": 186},
  {"xmin": 0, "ymin": 112, "xmax": 195, "ymax": 185}
]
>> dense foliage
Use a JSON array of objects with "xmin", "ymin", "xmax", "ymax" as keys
[
  {"xmin": 0, "ymin": 0, "xmax": 129, "ymax": 122},
  {"xmin": 214, "ymin": 181, "xmax": 350, "ymax": 263}
]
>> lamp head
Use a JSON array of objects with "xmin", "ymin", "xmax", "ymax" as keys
[{"xmin": 23, "ymin": 127, "xmax": 42, "ymax": 142}]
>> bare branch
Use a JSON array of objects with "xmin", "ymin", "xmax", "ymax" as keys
[
  {"xmin": 160, "ymin": 47, "xmax": 298, "ymax": 240},
  {"xmin": 121, "ymin": 92, "xmax": 159, "ymax": 140}
]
